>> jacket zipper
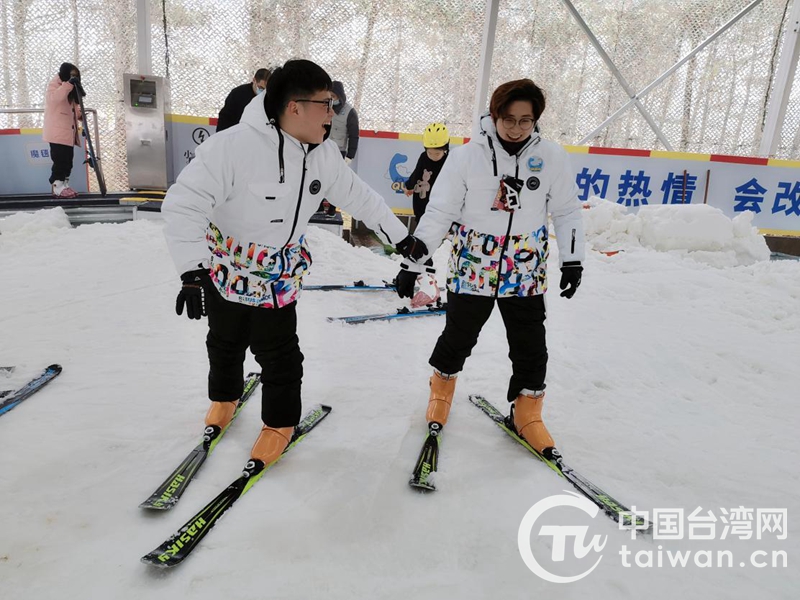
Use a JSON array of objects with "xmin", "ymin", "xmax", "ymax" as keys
[
  {"xmin": 285, "ymin": 148, "xmax": 308, "ymax": 249},
  {"xmin": 494, "ymin": 158, "xmax": 520, "ymax": 299},
  {"xmin": 271, "ymin": 147, "xmax": 308, "ymax": 305}
]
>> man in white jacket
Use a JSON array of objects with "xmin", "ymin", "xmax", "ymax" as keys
[
  {"xmin": 162, "ymin": 59, "xmax": 423, "ymax": 466},
  {"xmin": 397, "ymin": 79, "xmax": 585, "ymax": 459}
]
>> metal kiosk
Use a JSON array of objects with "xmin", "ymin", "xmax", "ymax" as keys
[{"xmin": 124, "ymin": 74, "xmax": 174, "ymax": 191}]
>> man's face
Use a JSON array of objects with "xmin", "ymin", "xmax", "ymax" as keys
[
  {"xmin": 285, "ymin": 90, "xmax": 334, "ymax": 144},
  {"xmin": 494, "ymin": 100, "xmax": 535, "ymax": 143},
  {"xmin": 253, "ymin": 79, "xmax": 267, "ymax": 94}
]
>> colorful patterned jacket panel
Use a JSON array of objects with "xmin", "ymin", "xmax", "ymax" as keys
[
  {"xmin": 205, "ymin": 222, "xmax": 311, "ymax": 309},
  {"xmin": 447, "ymin": 223, "xmax": 549, "ymax": 297}
]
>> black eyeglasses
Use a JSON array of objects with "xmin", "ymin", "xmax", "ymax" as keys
[
  {"xmin": 501, "ymin": 117, "xmax": 535, "ymax": 131},
  {"xmin": 295, "ymin": 98, "xmax": 334, "ymax": 111}
]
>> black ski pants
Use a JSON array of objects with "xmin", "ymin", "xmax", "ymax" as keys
[
  {"xmin": 49, "ymin": 143, "xmax": 74, "ymax": 184},
  {"xmin": 206, "ymin": 289, "xmax": 304, "ymax": 427},
  {"xmin": 429, "ymin": 291, "xmax": 548, "ymax": 402}
]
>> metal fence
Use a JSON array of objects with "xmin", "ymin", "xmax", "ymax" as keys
[{"xmin": 1, "ymin": 0, "xmax": 796, "ymax": 193}]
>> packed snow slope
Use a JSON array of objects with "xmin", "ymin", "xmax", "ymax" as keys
[{"xmin": 0, "ymin": 202, "xmax": 797, "ymax": 599}]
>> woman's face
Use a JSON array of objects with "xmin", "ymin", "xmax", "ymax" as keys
[{"xmin": 494, "ymin": 100, "xmax": 535, "ymax": 143}]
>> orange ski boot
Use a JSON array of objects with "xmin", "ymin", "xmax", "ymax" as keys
[
  {"xmin": 426, "ymin": 370, "xmax": 457, "ymax": 426},
  {"xmin": 204, "ymin": 399, "xmax": 239, "ymax": 429},
  {"xmin": 512, "ymin": 390, "xmax": 555, "ymax": 454},
  {"xmin": 250, "ymin": 425, "xmax": 295, "ymax": 465}
]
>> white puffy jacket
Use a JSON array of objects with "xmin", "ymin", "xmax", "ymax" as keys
[
  {"xmin": 162, "ymin": 94, "xmax": 408, "ymax": 309},
  {"xmin": 413, "ymin": 115, "xmax": 585, "ymax": 298}
]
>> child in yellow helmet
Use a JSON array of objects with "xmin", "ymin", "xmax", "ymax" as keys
[
  {"xmin": 404, "ymin": 123, "xmax": 450, "ymax": 221},
  {"xmin": 398, "ymin": 123, "xmax": 450, "ymax": 308}
]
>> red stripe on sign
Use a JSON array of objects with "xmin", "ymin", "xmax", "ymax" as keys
[
  {"xmin": 209, "ymin": 117, "xmax": 218, "ymax": 126},
  {"xmin": 710, "ymin": 154, "xmax": 769, "ymax": 166},
  {"xmin": 589, "ymin": 146, "xmax": 651, "ymax": 157},
  {"xmin": 0, "ymin": 129, "xmax": 22, "ymax": 135},
  {"xmin": 359, "ymin": 130, "xmax": 399, "ymax": 139}
]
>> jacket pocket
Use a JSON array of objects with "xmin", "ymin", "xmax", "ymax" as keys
[{"xmin": 239, "ymin": 182, "xmax": 291, "ymax": 237}]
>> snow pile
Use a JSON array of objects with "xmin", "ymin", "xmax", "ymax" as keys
[
  {"xmin": 0, "ymin": 206, "xmax": 72, "ymax": 238},
  {"xmin": 582, "ymin": 198, "xmax": 770, "ymax": 267}
]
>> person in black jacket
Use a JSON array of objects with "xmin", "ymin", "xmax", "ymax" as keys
[
  {"xmin": 215, "ymin": 68, "xmax": 271, "ymax": 132},
  {"xmin": 404, "ymin": 123, "xmax": 450, "ymax": 221}
]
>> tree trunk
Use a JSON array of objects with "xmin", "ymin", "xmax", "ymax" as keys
[
  {"xmin": 354, "ymin": 1, "xmax": 380, "ymax": 110},
  {"xmin": 13, "ymin": 1, "xmax": 31, "ymax": 112},
  {"xmin": 70, "ymin": 0, "xmax": 80, "ymax": 65},
  {"xmin": 1, "ymin": 0, "xmax": 11, "ymax": 108}
]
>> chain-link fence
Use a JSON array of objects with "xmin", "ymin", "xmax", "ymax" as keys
[
  {"xmin": 490, "ymin": 0, "xmax": 793, "ymax": 155},
  {"xmin": 0, "ymin": 0, "xmax": 137, "ymax": 192},
  {"xmin": 1, "ymin": 0, "xmax": 796, "ymax": 193}
]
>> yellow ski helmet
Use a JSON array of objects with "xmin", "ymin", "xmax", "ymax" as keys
[{"xmin": 423, "ymin": 123, "xmax": 450, "ymax": 148}]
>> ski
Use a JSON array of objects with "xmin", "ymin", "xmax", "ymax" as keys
[
  {"xmin": 469, "ymin": 394, "xmax": 649, "ymax": 530},
  {"xmin": 0, "ymin": 364, "xmax": 62, "ymax": 418},
  {"xmin": 305, "ymin": 280, "xmax": 395, "ymax": 292},
  {"xmin": 409, "ymin": 422, "xmax": 442, "ymax": 491},
  {"xmin": 75, "ymin": 83, "xmax": 107, "ymax": 196},
  {"xmin": 328, "ymin": 304, "xmax": 447, "ymax": 324},
  {"xmin": 139, "ymin": 372, "xmax": 261, "ymax": 510},
  {"xmin": 141, "ymin": 404, "xmax": 332, "ymax": 568}
]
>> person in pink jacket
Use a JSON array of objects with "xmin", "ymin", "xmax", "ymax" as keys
[{"xmin": 43, "ymin": 62, "xmax": 84, "ymax": 198}]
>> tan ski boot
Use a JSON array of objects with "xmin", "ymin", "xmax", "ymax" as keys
[
  {"xmin": 250, "ymin": 425, "xmax": 294, "ymax": 465},
  {"xmin": 426, "ymin": 370, "xmax": 457, "ymax": 426},
  {"xmin": 512, "ymin": 390, "xmax": 555, "ymax": 454},
  {"xmin": 204, "ymin": 399, "xmax": 239, "ymax": 429}
]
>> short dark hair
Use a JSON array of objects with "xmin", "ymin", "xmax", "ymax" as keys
[
  {"xmin": 254, "ymin": 68, "xmax": 271, "ymax": 83},
  {"xmin": 489, "ymin": 79, "xmax": 546, "ymax": 121},
  {"xmin": 264, "ymin": 60, "xmax": 332, "ymax": 122}
]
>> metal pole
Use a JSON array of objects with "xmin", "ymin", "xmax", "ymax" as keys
[
  {"xmin": 759, "ymin": 0, "xmax": 800, "ymax": 157},
  {"xmin": 472, "ymin": 0, "xmax": 500, "ymax": 138},
  {"xmin": 682, "ymin": 169, "xmax": 687, "ymax": 204},
  {"xmin": 579, "ymin": 0, "xmax": 765, "ymax": 145},
  {"xmin": 136, "ymin": 0, "xmax": 152, "ymax": 76},
  {"xmin": 89, "ymin": 109, "xmax": 101, "ymax": 160},
  {"xmin": 560, "ymin": 0, "xmax": 673, "ymax": 150}
]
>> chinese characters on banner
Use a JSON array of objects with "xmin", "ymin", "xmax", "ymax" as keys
[{"xmin": 568, "ymin": 151, "xmax": 800, "ymax": 234}]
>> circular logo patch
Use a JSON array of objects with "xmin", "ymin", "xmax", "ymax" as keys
[
  {"xmin": 309, "ymin": 180, "xmax": 321, "ymax": 194},
  {"xmin": 526, "ymin": 176, "xmax": 540, "ymax": 191},
  {"xmin": 527, "ymin": 157, "xmax": 544, "ymax": 172}
]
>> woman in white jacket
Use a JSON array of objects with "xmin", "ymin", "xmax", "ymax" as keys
[
  {"xmin": 397, "ymin": 79, "xmax": 585, "ymax": 457},
  {"xmin": 162, "ymin": 59, "xmax": 423, "ymax": 466}
]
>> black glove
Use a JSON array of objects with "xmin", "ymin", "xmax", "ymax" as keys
[
  {"xmin": 396, "ymin": 235, "xmax": 428, "ymax": 260},
  {"xmin": 394, "ymin": 269, "xmax": 418, "ymax": 299},
  {"xmin": 559, "ymin": 261, "xmax": 583, "ymax": 299},
  {"xmin": 176, "ymin": 268, "xmax": 210, "ymax": 319}
]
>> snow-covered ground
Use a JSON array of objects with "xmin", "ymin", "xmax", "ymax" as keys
[{"xmin": 0, "ymin": 203, "xmax": 797, "ymax": 599}]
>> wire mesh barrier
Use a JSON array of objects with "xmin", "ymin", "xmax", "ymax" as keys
[{"xmin": 1, "ymin": 0, "xmax": 796, "ymax": 193}]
